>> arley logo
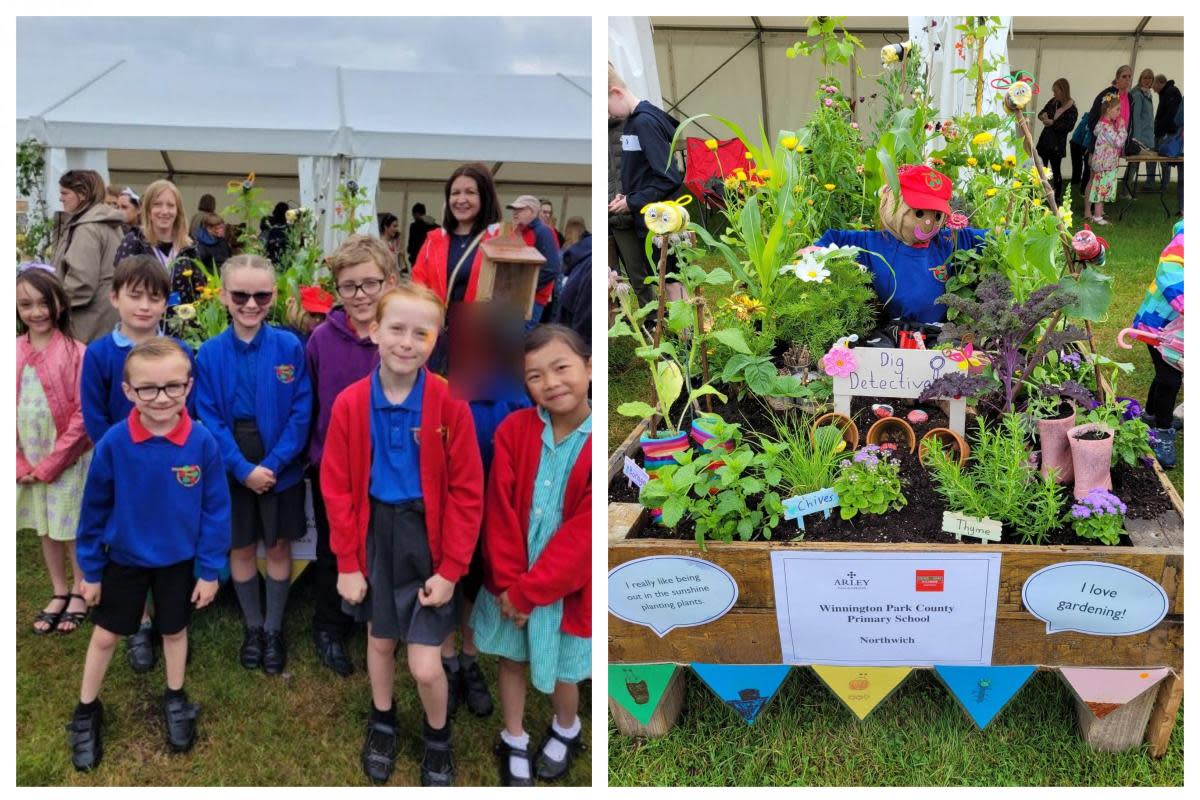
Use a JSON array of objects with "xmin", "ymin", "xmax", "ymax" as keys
[
  {"xmin": 275, "ymin": 364, "xmax": 295, "ymax": 383},
  {"xmin": 915, "ymin": 569, "xmax": 945, "ymax": 592},
  {"xmin": 833, "ymin": 570, "xmax": 870, "ymax": 589},
  {"xmin": 172, "ymin": 465, "xmax": 201, "ymax": 487}
]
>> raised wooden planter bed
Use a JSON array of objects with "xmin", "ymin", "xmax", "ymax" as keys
[{"xmin": 607, "ymin": 422, "xmax": 1184, "ymax": 756}]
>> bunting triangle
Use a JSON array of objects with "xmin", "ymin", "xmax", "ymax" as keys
[
  {"xmin": 690, "ymin": 664, "xmax": 792, "ymax": 725},
  {"xmin": 811, "ymin": 665, "xmax": 912, "ymax": 720},
  {"xmin": 1059, "ymin": 667, "xmax": 1172, "ymax": 719},
  {"xmin": 934, "ymin": 665, "xmax": 1037, "ymax": 729},
  {"xmin": 608, "ymin": 663, "xmax": 678, "ymax": 725}
]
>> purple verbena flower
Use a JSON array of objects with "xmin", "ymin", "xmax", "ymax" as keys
[
  {"xmin": 1116, "ymin": 397, "xmax": 1142, "ymax": 420},
  {"xmin": 1060, "ymin": 351, "xmax": 1082, "ymax": 369}
]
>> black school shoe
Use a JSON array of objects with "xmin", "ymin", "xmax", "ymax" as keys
[
  {"xmin": 420, "ymin": 719, "xmax": 454, "ymax": 787},
  {"xmin": 66, "ymin": 701, "xmax": 104, "ymax": 772},
  {"xmin": 461, "ymin": 660, "xmax": 494, "ymax": 717},
  {"xmin": 443, "ymin": 660, "xmax": 463, "ymax": 717},
  {"xmin": 162, "ymin": 690, "xmax": 198, "ymax": 753},
  {"xmin": 494, "ymin": 736, "xmax": 535, "ymax": 787},
  {"xmin": 126, "ymin": 626, "xmax": 156, "ymax": 673},
  {"xmin": 263, "ymin": 630, "xmax": 286, "ymax": 675},
  {"xmin": 534, "ymin": 724, "xmax": 584, "ymax": 781},
  {"xmin": 240, "ymin": 626, "xmax": 265, "ymax": 670},
  {"xmin": 361, "ymin": 717, "xmax": 398, "ymax": 785},
  {"xmin": 313, "ymin": 629, "xmax": 354, "ymax": 676}
]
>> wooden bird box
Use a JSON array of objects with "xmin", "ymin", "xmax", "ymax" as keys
[{"xmin": 477, "ymin": 227, "xmax": 546, "ymax": 320}]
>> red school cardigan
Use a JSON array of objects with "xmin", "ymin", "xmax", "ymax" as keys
[
  {"xmin": 481, "ymin": 408, "xmax": 592, "ymax": 638},
  {"xmin": 320, "ymin": 368, "xmax": 484, "ymax": 583},
  {"xmin": 411, "ymin": 225, "xmax": 502, "ymax": 305}
]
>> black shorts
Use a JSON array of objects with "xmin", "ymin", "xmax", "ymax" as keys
[
  {"xmin": 92, "ymin": 559, "xmax": 195, "ymax": 637},
  {"xmin": 229, "ymin": 420, "xmax": 307, "ymax": 550}
]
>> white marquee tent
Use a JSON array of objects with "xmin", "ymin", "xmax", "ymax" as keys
[
  {"xmin": 614, "ymin": 16, "xmax": 1183, "ymax": 182},
  {"xmin": 17, "ymin": 57, "xmax": 592, "ymax": 254}
]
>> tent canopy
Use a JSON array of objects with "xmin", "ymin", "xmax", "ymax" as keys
[{"xmin": 649, "ymin": 16, "xmax": 1183, "ymax": 36}]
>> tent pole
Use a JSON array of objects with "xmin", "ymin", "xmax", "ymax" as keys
[{"xmin": 753, "ymin": 21, "xmax": 770, "ymax": 138}]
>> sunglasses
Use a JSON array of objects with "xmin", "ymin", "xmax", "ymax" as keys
[{"xmin": 228, "ymin": 290, "xmax": 275, "ymax": 306}]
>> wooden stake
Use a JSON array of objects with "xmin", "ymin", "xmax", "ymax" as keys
[
  {"xmin": 696, "ymin": 288, "xmax": 713, "ymax": 414},
  {"xmin": 647, "ymin": 236, "xmax": 670, "ymax": 436}
]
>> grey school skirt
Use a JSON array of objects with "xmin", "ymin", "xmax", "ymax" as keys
[
  {"xmin": 343, "ymin": 498, "xmax": 457, "ymax": 645},
  {"xmin": 229, "ymin": 420, "xmax": 306, "ymax": 550}
]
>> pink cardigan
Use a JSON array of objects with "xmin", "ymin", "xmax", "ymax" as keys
[{"xmin": 16, "ymin": 330, "xmax": 91, "ymax": 482}]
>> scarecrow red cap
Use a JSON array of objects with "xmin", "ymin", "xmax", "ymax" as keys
[
  {"xmin": 299, "ymin": 285, "xmax": 334, "ymax": 315},
  {"xmin": 897, "ymin": 164, "xmax": 952, "ymax": 214}
]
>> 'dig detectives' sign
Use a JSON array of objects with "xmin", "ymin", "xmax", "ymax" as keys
[{"xmin": 832, "ymin": 347, "xmax": 964, "ymax": 435}]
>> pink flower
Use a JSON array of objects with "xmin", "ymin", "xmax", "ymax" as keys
[
  {"xmin": 947, "ymin": 212, "xmax": 969, "ymax": 230},
  {"xmin": 824, "ymin": 98, "xmax": 835, "ymax": 107},
  {"xmin": 850, "ymin": 122, "xmax": 860, "ymax": 130},
  {"xmin": 824, "ymin": 85, "xmax": 837, "ymax": 94},
  {"xmin": 822, "ymin": 347, "xmax": 858, "ymax": 377}
]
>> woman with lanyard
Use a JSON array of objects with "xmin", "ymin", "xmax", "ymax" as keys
[{"xmin": 113, "ymin": 179, "xmax": 201, "ymax": 305}]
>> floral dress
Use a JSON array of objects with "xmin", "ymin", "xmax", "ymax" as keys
[
  {"xmin": 16, "ymin": 366, "xmax": 91, "ymax": 542},
  {"xmin": 1089, "ymin": 119, "xmax": 1127, "ymax": 203}
]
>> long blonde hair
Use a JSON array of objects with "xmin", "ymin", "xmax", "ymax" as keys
[{"xmin": 140, "ymin": 179, "xmax": 192, "ymax": 252}]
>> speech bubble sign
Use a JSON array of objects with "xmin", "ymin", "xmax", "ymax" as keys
[
  {"xmin": 1021, "ymin": 561, "xmax": 1169, "ymax": 636},
  {"xmin": 608, "ymin": 556, "xmax": 739, "ymax": 637}
]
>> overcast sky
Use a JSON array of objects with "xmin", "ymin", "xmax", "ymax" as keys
[{"xmin": 17, "ymin": 16, "xmax": 591, "ymax": 75}]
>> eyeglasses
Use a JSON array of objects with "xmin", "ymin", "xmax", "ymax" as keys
[
  {"xmin": 336, "ymin": 278, "xmax": 385, "ymax": 299},
  {"xmin": 228, "ymin": 290, "xmax": 275, "ymax": 306},
  {"xmin": 130, "ymin": 382, "xmax": 190, "ymax": 401}
]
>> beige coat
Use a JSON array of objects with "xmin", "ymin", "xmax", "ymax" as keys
[{"xmin": 51, "ymin": 203, "xmax": 126, "ymax": 343}]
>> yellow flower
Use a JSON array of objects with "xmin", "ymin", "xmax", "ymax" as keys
[
  {"xmin": 998, "ymin": 216, "xmax": 1006, "ymax": 224},
  {"xmin": 181, "ymin": 269, "xmax": 193, "ymax": 278},
  {"xmin": 1032, "ymin": 198, "xmax": 1042, "ymax": 206},
  {"xmin": 824, "ymin": 183, "xmax": 836, "ymax": 191},
  {"xmin": 1003, "ymin": 155, "xmax": 1017, "ymax": 168},
  {"xmin": 733, "ymin": 168, "xmax": 747, "ymax": 182},
  {"xmin": 991, "ymin": 164, "xmax": 1001, "ymax": 173},
  {"xmin": 985, "ymin": 188, "xmax": 998, "ymax": 197},
  {"xmin": 807, "ymin": 199, "xmax": 814, "ymax": 206},
  {"xmin": 971, "ymin": 132, "xmax": 994, "ymax": 145},
  {"xmin": 1012, "ymin": 180, "xmax": 1023, "ymax": 188},
  {"xmin": 705, "ymin": 138, "xmax": 719, "ymax": 151},
  {"xmin": 793, "ymin": 185, "xmax": 803, "ymax": 195},
  {"xmin": 745, "ymin": 152, "xmax": 754, "ymax": 161},
  {"xmin": 757, "ymin": 169, "xmax": 772, "ymax": 180},
  {"xmin": 781, "ymin": 136, "xmax": 799, "ymax": 150},
  {"xmin": 966, "ymin": 157, "xmax": 978, "ymax": 167}
]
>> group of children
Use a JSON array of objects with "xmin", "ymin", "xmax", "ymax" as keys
[{"xmin": 17, "ymin": 227, "xmax": 592, "ymax": 786}]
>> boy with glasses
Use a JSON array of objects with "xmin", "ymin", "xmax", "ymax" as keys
[
  {"xmin": 195, "ymin": 255, "xmax": 312, "ymax": 675},
  {"xmin": 305, "ymin": 235, "xmax": 397, "ymax": 676},
  {"xmin": 68, "ymin": 338, "xmax": 230, "ymax": 771}
]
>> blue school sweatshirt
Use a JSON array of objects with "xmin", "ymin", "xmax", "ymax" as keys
[
  {"xmin": 80, "ymin": 328, "xmax": 196, "ymax": 444},
  {"xmin": 194, "ymin": 324, "xmax": 312, "ymax": 489},
  {"xmin": 76, "ymin": 409, "xmax": 230, "ymax": 583}
]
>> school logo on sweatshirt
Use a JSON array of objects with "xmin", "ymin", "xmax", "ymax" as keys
[
  {"xmin": 930, "ymin": 263, "xmax": 949, "ymax": 283},
  {"xmin": 172, "ymin": 465, "xmax": 201, "ymax": 487},
  {"xmin": 275, "ymin": 364, "xmax": 296, "ymax": 383}
]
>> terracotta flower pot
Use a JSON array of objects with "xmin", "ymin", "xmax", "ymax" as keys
[
  {"xmin": 919, "ymin": 427, "xmax": 970, "ymax": 467},
  {"xmin": 1037, "ymin": 407, "xmax": 1077, "ymax": 483},
  {"xmin": 1067, "ymin": 422, "xmax": 1115, "ymax": 500},
  {"xmin": 866, "ymin": 417, "xmax": 916, "ymax": 454},
  {"xmin": 640, "ymin": 429, "xmax": 692, "ymax": 524},
  {"xmin": 811, "ymin": 412, "xmax": 859, "ymax": 452}
]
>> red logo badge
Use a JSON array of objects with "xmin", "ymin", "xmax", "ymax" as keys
[
  {"xmin": 172, "ymin": 465, "xmax": 201, "ymax": 488},
  {"xmin": 915, "ymin": 569, "xmax": 944, "ymax": 592},
  {"xmin": 925, "ymin": 173, "xmax": 944, "ymax": 190},
  {"xmin": 930, "ymin": 263, "xmax": 949, "ymax": 283},
  {"xmin": 275, "ymin": 364, "xmax": 295, "ymax": 383}
]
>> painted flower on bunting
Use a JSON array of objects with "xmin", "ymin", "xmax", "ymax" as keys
[
  {"xmin": 822, "ymin": 347, "xmax": 857, "ymax": 378},
  {"xmin": 971, "ymin": 132, "xmax": 994, "ymax": 146},
  {"xmin": 705, "ymin": 138, "xmax": 719, "ymax": 151}
]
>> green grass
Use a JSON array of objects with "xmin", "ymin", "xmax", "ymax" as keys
[
  {"xmin": 608, "ymin": 669, "xmax": 1182, "ymax": 786},
  {"xmin": 16, "ymin": 530, "xmax": 591, "ymax": 787}
]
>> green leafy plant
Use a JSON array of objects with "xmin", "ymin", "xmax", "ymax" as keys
[
  {"xmin": 273, "ymin": 206, "xmax": 331, "ymax": 323},
  {"xmin": 222, "ymin": 173, "xmax": 272, "ymax": 255},
  {"xmin": 925, "ymin": 413, "xmax": 1066, "ymax": 544},
  {"xmin": 1070, "ymin": 489, "xmax": 1127, "ymax": 546},
  {"xmin": 1081, "ymin": 398, "xmax": 1154, "ymax": 467},
  {"xmin": 785, "ymin": 17, "xmax": 864, "ymax": 74},
  {"xmin": 832, "ymin": 445, "xmax": 907, "ymax": 519},
  {"xmin": 331, "ymin": 180, "xmax": 371, "ymax": 236},
  {"xmin": 755, "ymin": 412, "xmax": 845, "ymax": 496},
  {"xmin": 16, "ymin": 138, "xmax": 53, "ymax": 262}
]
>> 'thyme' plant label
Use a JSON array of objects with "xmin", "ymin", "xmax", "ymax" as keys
[
  {"xmin": 609, "ymin": 556, "xmax": 739, "ymax": 637},
  {"xmin": 1021, "ymin": 561, "xmax": 1169, "ymax": 636},
  {"xmin": 942, "ymin": 511, "xmax": 1002, "ymax": 543}
]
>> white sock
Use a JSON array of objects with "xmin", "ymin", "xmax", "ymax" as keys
[
  {"xmin": 500, "ymin": 729, "xmax": 531, "ymax": 779},
  {"xmin": 544, "ymin": 715, "xmax": 581, "ymax": 762}
]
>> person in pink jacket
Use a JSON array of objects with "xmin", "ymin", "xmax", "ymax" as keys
[{"xmin": 16, "ymin": 265, "xmax": 93, "ymax": 634}]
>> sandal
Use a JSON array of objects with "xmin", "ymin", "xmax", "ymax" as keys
[
  {"xmin": 56, "ymin": 594, "xmax": 89, "ymax": 634},
  {"xmin": 1092, "ymin": 216, "xmax": 1110, "ymax": 226},
  {"xmin": 33, "ymin": 594, "xmax": 69, "ymax": 635}
]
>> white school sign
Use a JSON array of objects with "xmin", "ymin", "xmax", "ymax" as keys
[{"xmin": 833, "ymin": 347, "xmax": 965, "ymax": 435}]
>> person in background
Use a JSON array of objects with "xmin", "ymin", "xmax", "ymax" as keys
[
  {"xmin": 1153, "ymin": 73, "xmax": 1184, "ymax": 203},
  {"xmin": 508, "ymin": 195, "xmax": 562, "ymax": 328},
  {"xmin": 50, "ymin": 170, "xmax": 126, "ymax": 343},
  {"xmin": 116, "ymin": 188, "xmax": 140, "ymax": 233},
  {"xmin": 1069, "ymin": 111, "xmax": 1093, "ymax": 197},
  {"xmin": 561, "ymin": 216, "xmax": 587, "ymax": 250},
  {"xmin": 412, "ymin": 164, "xmax": 502, "ymax": 308},
  {"xmin": 261, "ymin": 202, "xmax": 290, "ymax": 266},
  {"xmin": 113, "ymin": 179, "xmax": 201, "ymax": 310},
  {"xmin": 377, "ymin": 212, "xmax": 405, "ymax": 274},
  {"xmin": 1123, "ymin": 68, "xmax": 1158, "ymax": 190},
  {"xmin": 192, "ymin": 211, "xmax": 231, "ymax": 272},
  {"xmin": 556, "ymin": 222, "xmax": 591, "ymax": 341},
  {"xmin": 1085, "ymin": 93, "xmax": 1126, "ymax": 225},
  {"xmin": 190, "ymin": 194, "xmax": 217, "ymax": 239},
  {"xmin": 1082, "ymin": 65, "xmax": 1133, "ymax": 193},
  {"xmin": 406, "ymin": 203, "xmax": 439, "ymax": 269},
  {"xmin": 538, "ymin": 200, "xmax": 564, "ymax": 248},
  {"xmin": 104, "ymin": 186, "xmax": 121, "ymax": 210},
  {"xmin": 1035, "ymin": 78, "xmax": 1077, "ymax": 206}
]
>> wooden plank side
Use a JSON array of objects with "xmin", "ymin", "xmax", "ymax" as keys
[
  {"xmin": 1145, "ymin": 671, "xmax": 1184, "ymax": 758},
  {"xmin": 607, "ymin": 419, "xmax": 649, "ymax": 483},
  {"xmin": 609, "ymin": 610, "xmax": 1183, "ymax": 669}
]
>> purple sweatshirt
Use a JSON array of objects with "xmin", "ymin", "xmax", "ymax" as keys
[{"xmin": 305, "ymin": 307, "xmax": 379, "ymax": 464}]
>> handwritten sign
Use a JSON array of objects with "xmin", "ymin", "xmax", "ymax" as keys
[
  {"xmin": 833, "ymin": 347, "xmax": 965, "ymax": 435},
  {"xmin": 623, "ymin": 456, "xmax": 650, "ymax": 488},
  {"xmin": 609, "ymin": 556, "xmax": 739, "ymax": 637},
  {"xmin": 1021, "ymin": 561, "xmax": 1169, "ymax": 636},
  {"xmin": 942, "ymin": 511, "xmax": 1002, "ymax": 543},
  {"xmin": 783, "ymin": 488, "xmax": 840, "ymax": 530}
]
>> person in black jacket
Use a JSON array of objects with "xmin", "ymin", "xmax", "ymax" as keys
[
  {"xmin": 192, "ymin": 211, "xmax": 232, "ymax": 271},
  {"xmin": 607, "ymin": 62, "xmax": 683, "ymax": 301},
  {"xmin": 1153, "ymin": 74, "xmax": 1184, "ymax": 196},
  {"xmin": 406, "ymin": 202, "xmax": 439, "ymax": 267},
  {"xmin": 260, "ymin": 202, "xmax": 289, "ymax": 266},
  {"xmin": 556, "ymin": 231, "xmax": 591, "ymax": 341},
  {"xmin": 1035, "ymin": 78, "xmax": 1078, "ymax": 205}
]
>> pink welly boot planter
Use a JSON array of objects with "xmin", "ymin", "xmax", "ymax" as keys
[
  {"xmin": 1037, "ymin": 406, "xmax": 1076, "ymax": 484},
  {"xmin": 1067, "ymin": 422, "xmax": 1115, "ymax": 500}
]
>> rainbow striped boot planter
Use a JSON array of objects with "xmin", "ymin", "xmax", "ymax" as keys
[
  {"xmin": 691, "ymin": 416, "xmax": 735, "ymax": 494},
  {"xmin": 641, "ymin": 429, "xmax": 692, "ymax": 524}
]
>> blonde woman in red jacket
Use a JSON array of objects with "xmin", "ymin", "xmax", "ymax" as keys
[
  {"xmin": 16, "ymin": 267, "xmax": 93, "ymax": 634},
  {"xmin": 321, "ymin": 283, "xmax": 484, "ymax": 786},
  {"xmin": 411, "ymin": 162, "xmax": 503, "ymax": 306},
  {"xmin": 470, "ymin": 325, "xmax": 591, "ymax": 786}
]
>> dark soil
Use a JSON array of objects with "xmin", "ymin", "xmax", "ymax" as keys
[
  {"xmin": 1073, "ymin": 430, "xmax": 1112, "ymax": 441},
  {"xmin": 612, "ymin": 396, "xmax": 1175, "ymax": 546}
]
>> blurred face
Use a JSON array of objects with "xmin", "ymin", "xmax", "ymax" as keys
[
  {"xmin": 524, "ymin": 338, "xmax": 591, "ymax": 418},
  {"xmin": 1115, "ymin": 69, "xmax": 1133, "ymax": 92},
  {"xmin": 369, "ymin": 295, "xmax": 441, "ymax": 380},
  {"xmin": 16, "ymin": 281, "xmax": 54, "ymax": 337},
  {"xmin": 607, "ymin": 88, "xmax": 628, "ymax": 120},
  {"xmin": 59, "ymin": 187, "xmax": 84, "ymax": 214},
  {"xmin": 221, "ymin": 266, "xmax": 275, "ymax": 333},
  {"xmin": 123, "ymin": 353, "xmax": 192, "ymax": 430},
  {"xmin": 110, "ymin": 283, "xmax": 166, "ymax": 334},
  {"xmin": 117, "ymin": 195, "xmax": 139, "ymax": 224},
  {"xmin": 336, "ymin": 260, "xmax": 394, "ymax": 329},
  {"xmin": 539, "ymin": 203, "xmax": 553, "ymax": 224},
  {"xmin": 104, "ymin": 193, "xmax": 120, "ymax": 209},
  {"xmin": 1053, "ymin": 84, "xmax": 1065, "ymax": 103},
  {"xmin": 511, "ymin": 205, "xmax": 536, "ymax": 227},
  {"xmin": 449, "ymin": 175, "xmax": 481, "ymax": 228},
  {"xmin": 149, "ymin": 190, "xmax": 178, "ymax": 236},
  {"xmin": 1105, "ymin": 103, "xmax": 1120, "ymax": 121},
  {"xmin": 383, "ymin": 220, "xmax": 399, "ymax": 239},
  {"xmin": 206, "ymin": 221, "xmax": 226, "ymax": 239},
  {"xmin": 1140, "ymin": 72, "xmax": 1154, "ymax": 89}
]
